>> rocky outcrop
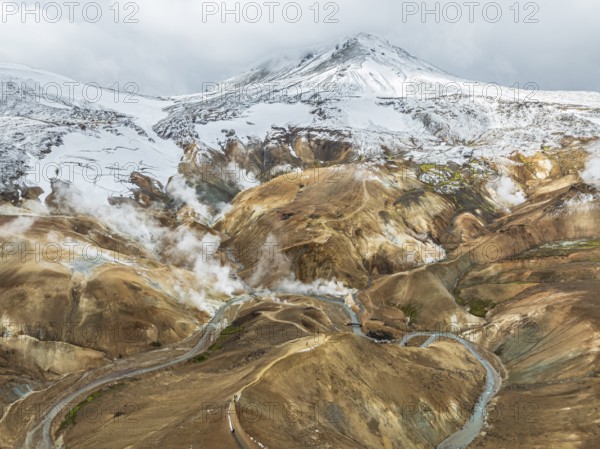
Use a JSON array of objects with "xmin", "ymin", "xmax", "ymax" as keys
[{"xmin": 2, "ymin": 336, "xmax": 107, "ymax": 375}]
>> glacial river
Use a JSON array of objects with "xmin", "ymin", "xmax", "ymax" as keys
[{"xmin": 25, "ymin": 293, "xmax": 500, "ymax": 449}]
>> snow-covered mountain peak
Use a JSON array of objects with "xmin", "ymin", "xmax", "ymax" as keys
[
  {"xmin": 326, "ymin": 32, "xmax": 433, "ymax": 69},
  {"xmin": 2, "ymin": 33, "xmax": 600, "ymax": 207},
  {"xmin": 153, "ymin": 32, "xmax": 600, "ymax": 170},
  {"xmin": 218, "ymin": 32, "xmax": 454, "ymax": 98}
]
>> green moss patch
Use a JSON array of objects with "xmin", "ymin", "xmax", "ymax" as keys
[
  {"xmin": 455, "ymin": 289, "xmax": 496, "ymax": 318},
  {"xmin": 58, "ymin": 383, "xmax": 124, "ymax": 432},
  {"xmin": 512, "ymin": 239, "xmax": 600, "ymax": 260}
]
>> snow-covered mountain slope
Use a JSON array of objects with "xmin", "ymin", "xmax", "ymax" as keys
[
  {"xmin": 206, "ymin": 32, "xmax": 456, "ymax": 97},
  {"xmin": 0, "ymin": 62, "xmax": 182, "ymax": 202},
  {"xmin": 1, "ymin": 33, "xmax": 600, "ymax": 205},
  {"xmin": 154, "ymin": 33, "xmax": 600, "ymax": 167}
]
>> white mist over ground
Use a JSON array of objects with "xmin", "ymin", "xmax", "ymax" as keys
[
  {"xmin": 489, "ymin": 176, "xmax": 526, "ymax": 209},
  {"xmin": 56, "ymin": 183, "xmax": 165, "ymax": 245},
  {"xmin": 276, "ymin": 276, "xmax": 354, "ymax": 297},
  {"xmin": 49, "ymin": 181, "xmax": 242, "ymax": 312},
  {"xmin": 167, "ymin": 174, "xmax": 212, "ymax": 222},
  {"xmin": 0, "ymin": 215, "xmax": 36, "ymax": 238},
  {"xmin": 162, "ymin": 227, "xmax": 242, "ymax": 296},
  {"xmin": 582, "ymin": 157, "xmax": 600, "ymax": 188},
  {"xmin": 248, "ymin": 233, "xmax": 290, "ymax": 287}
]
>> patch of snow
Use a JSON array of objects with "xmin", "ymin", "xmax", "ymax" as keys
[{"xmin": 195, "ymin": 102, "xmax": 314, "ymax": 147}]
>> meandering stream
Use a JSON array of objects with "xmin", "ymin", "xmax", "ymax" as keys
[
  {"xmin": 400, "ymin": 332, "xmax": 502, "ymax": 448},
  {"xmin": 299, "ymin": 295, "xmax": 501, "ymax": 448},
  {"xmin": 24, "ymin": 292, "xmax": 500, "ymax": 449}
]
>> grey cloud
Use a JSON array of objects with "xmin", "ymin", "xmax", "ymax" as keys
[{"xmin": 0, "ymin": 0, "xmax": 597, "ymax": 95}]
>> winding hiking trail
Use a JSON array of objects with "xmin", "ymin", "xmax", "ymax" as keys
[
  {"xmin": 22, "ymin": 295, "xmax": 254, "ymax": 449},
  {"xmin": 16, "ymin": 291, "xmax": 501, "ymax": 449}
]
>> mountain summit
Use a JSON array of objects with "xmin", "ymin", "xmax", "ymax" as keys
[
  {"xmin": 223, "ymin": 33, "xmax": 454, "ymax": 97},
  {"xmin": 153, "ymin": 32, "xmax": 600, "ymax": 168},
  {"xmin": 1, "ymin": 32, "xmax": 600, "ymax": 205}
]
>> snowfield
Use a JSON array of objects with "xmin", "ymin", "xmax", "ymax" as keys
[
  {"xmin": 2, "ymin": 33, "xmax": 600, "ymax": 202},
  {"xmin": 0, "ymin": 62, "xmax": 182, "ymax": 201}
]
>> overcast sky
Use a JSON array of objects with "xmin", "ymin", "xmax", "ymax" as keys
[{"xmin": 1, "ymin": 0, "xmax": 598, "ymax": 96}]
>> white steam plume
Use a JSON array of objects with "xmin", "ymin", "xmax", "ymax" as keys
[
  {"xmin": 489, "ymin": 176, "xmax": 526, "ymax": 209},
  {"xmin": 276, "ymin": 276, "xmax": 353, "ymax": 297},
  {"xmin": 50, "ymin": 181, "xmax": 242, "ymax": 310},
  {"xmin": 0, "ymin": 216, "xmax": 36, "ymax": 238}
]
